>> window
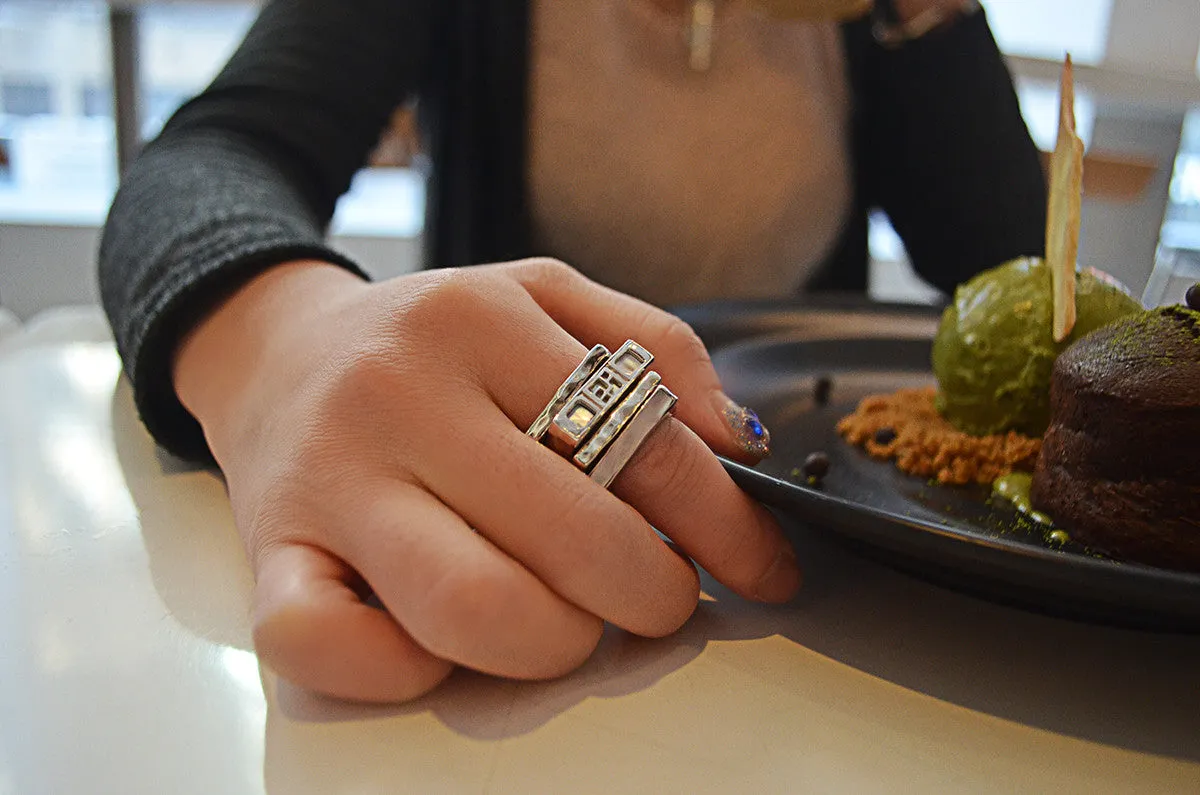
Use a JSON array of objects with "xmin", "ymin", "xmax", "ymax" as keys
[
  {"xmin": 1014, "ymin": 80, "xmax": 1096, "ymax": 153},
  {"xmin": 0, "ymin": 1, "xmax": 115, "ymax": 222},
  {"xmin": 869, "ymin": 0, "xmax": 1114, "ymax": 303},
  {"xmin": 1, "ymin": 80, "xmax": 54, "ymax": 117},
  {"xmin": 137, "ymin": 3, "xmax": 256, "ymax": 139},
  {"xmin": 1161, "ymin": 110, "xmax": 1200, "ymax": 253},
  {"xmin": 81, "ymin": 85, "xmax": 112, "ymax": 118},
  {"xmin": 0, "ymin": 1, "xmax": 422, "ymax": 234},
  {"xmin": 980, "ymin": 0, "xmax": 1113, "ymax": 66},
  {"xmin": 142, "ymin": 88, "xmax": 188, "ymax": 138}
]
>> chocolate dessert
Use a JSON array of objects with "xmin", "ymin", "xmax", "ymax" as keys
[{"xmin": 1030, "ymin": 306, "xmax": 1200, "ymax": 572}]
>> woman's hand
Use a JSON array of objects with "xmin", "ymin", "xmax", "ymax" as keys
[{"xmin": 173, "ymin": 258, "xmax": 800, "ymax": 702}]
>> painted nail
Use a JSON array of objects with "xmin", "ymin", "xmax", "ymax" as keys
[
  {"xmin": 718, "ymin": 395, "xmax": 771, "ymax": 459},
  {"xmin": 753, "ymin": 544, "xmax": 801, "ymax": 602}
]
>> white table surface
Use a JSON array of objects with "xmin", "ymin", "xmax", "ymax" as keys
[{"xmin": 1, "ymin": 308, "xmax": 1198, "ymax": 795}]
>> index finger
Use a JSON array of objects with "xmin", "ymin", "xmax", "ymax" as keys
[{"xmin": 467, "ymin": 273, "xmax": 802, "ymax": 604}]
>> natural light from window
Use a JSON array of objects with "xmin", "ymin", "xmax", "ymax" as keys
[
  {"xmin": 0, "ymin": 0, "xmax": 1164, "ymax": 254},
  {"xmin": 980, "ymin": 0, "xmax": 1113, "ymax": 65},
  {"xmin": 0, "ymin": 1, "xmax": 422, "ymax": 235}
]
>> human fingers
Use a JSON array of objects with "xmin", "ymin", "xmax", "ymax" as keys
[
  {"xmin": 331, "ymin": 481, "xmax": 606, "ymax": 681},
  {"xmin": 455, "ymin": 278, "xmax": 799, "ymax": 605},
  {"xmin": 413, "ymin": 395, "xmax": 702, "ymax": 638},
  {"xmin": 252, "ymin": 542, "xmax": 453, "ymax": 702},
  {"xmin": 610, "ymin": 417, "xmax": 800, "ymax": 602},
  {"xmin": 503, "ymin": 258, "xmax": 771, "ymax": 462}
]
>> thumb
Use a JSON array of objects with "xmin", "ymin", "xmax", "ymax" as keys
[{"xmin": 252, "ymin": 543, "xmax": 453, "ymax": 702}]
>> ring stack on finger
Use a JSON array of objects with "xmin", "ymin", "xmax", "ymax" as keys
[{"xmin": 526, "ymin": 340, "xmax": 678, "ymax": 488}]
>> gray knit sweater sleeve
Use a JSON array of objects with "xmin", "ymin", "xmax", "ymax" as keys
[{"xmin": 98, "ymin": 0, "xmax": 434, "ymax": 461}]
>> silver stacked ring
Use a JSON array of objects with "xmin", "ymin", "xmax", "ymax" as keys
[{"xmin": 527, "ymin": 340, "xmax": 678, "ymax": 488}]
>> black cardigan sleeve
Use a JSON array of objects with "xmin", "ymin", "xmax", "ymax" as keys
[
  {"xmin": 846, "ymin": 8, "xmax": 1048, "ymax": 293},
  {"xmin": 99, "ymin": 0, "xmax": 434, "ymax": 461}
]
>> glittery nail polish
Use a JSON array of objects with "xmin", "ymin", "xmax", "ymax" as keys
[{"xmin": 720, "ymin": 397, "xmax": 771, "ymax": 458}]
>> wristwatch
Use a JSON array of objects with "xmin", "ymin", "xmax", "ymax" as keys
[{"xmin": 872, "ymin": 0, "xmax": 981, "ymax": 48}]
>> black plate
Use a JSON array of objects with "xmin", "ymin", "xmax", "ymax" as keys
[{"xmin": 687, "ymin": 306, "xmax": 1200, "ymax": 632}]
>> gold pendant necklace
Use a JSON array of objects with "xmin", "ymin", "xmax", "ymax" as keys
[
  {"xmin": 683, "ymin": 0, "xmax": 873, "ymax": 72},
  {"xmin": 686, "ymin": 0, "xmax": 717, "ymax": 71}
]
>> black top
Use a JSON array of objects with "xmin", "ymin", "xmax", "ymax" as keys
[{"xmin": 98, "ymin": 0, "xmax": 1047, "ymax": 461}]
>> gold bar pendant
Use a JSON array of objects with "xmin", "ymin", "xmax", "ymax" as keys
[{"xmin": 688, "ymin": 0, "xmax": 716, "ymax": 72}]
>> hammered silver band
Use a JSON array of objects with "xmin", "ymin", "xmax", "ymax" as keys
[
  {"xmin": 589, "ymin": 384, "xmax": 677, "ymax": 488},
  {"xmin": 528, "ymin": 340, "xmax": 677, "ymax": 487},
  {"xmin": 525, "ymin": 344, "xmax": 609, "ymax": 442},
  {"xmin": 546, "ymin": 340, "xmax": 653, "ymax": 455}
]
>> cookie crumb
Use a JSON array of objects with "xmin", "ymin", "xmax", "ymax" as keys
[{"xmin": 836, "ymin": 387, "xmax": 1041, "ymax": 485}]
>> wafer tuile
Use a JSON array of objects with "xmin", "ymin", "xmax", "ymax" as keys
[{"xmin": 1047, "ymin": 55, "xmax": 1084, "ymax": 343}]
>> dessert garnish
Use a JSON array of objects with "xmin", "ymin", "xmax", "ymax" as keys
[
  {"xmin": 1047, "ymin": 55, "xmax": 1084, "ymax": 343},
  {"xmin": 836, "ymin": 387, "xmax": 1041, "ymax": 485},
  {"xmin": 802, "ymin": 452, "xmax": 830, "ymax": 482}
]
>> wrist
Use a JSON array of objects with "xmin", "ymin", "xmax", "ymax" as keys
[{"xmin": 173, "ymin": 260, "xmax": 366, "ymax": 459}]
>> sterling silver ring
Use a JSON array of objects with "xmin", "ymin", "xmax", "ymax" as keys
[
  {"xmin": 588, "ymin": 383, "xmax": 677, "ymax": 488},
  {"xmin": 525, "ymin": 344, "xmax": 610, "ymax": 442},
  {"xmin": 528, "ymin": 340, "xmax": 677, "ymax": 488}
]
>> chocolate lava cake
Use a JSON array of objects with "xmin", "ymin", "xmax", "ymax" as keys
[{"xmin": 1030, "ymin": 306, "xmax": 1200, "ymax": 572}]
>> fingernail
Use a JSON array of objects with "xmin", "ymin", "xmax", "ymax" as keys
[
  {"xmin": 717, "ymin": 394, "xmax": 771, "ymax": 459},
  {"xmin": 753, "ymin": 544, "xmax": 801, "ymax": 602}
]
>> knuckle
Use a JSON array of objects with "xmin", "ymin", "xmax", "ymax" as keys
[
  {"xmin": 708, "ymin": 524, "xmax": 758, "ymax": 590},
  {"xmin": 529, "ymin": 477, "xmax": 610, "ymax": 552},
  {"xmin": 336, "ymin": 347, "xmax": 402, "ymax": 396},
  {"xmin": 244, "ymin": 504, "xmax": 290, "ymax": 570},
  {"xmin": 625, "ymin": 308, "xmax": 713, "ymax": 375},
  {"xmin": 414, "ymin": 558, "xmax": 603, "ymax": 679},
  {"xmin": 525, "ymin": 256, "xmax": 576, "ymax": 283},
  {"xmin": 416, "ymin": 566, "xmax": 518, "ymax": 651},
  {"xmin": 398, "ymin": 268, "xmax": 490, "ymax": 326},
  {"xmin": 659, "ymin": 315, "xmax": 713, "ymax": 370},
  {"xmin": 516, "ymin": 257, "xmax": 585, "ymax": 294}
]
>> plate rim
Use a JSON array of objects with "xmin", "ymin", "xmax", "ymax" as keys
[
  {"xmin": 718, "ymin": 455, "xmax": 1200, "ymax": 591},
  {"xmin": 690, "ymin": 305, "xmax": 1200, "ymax": 626}
]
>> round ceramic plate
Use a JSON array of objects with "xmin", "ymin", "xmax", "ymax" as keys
[{"xmin": 686, "ymin": 306, "xmax": 1200, "ymax": 632}]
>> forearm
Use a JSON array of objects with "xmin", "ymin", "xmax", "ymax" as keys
[
  {"xmin": 98, "ymin": 0, "xmax": 435, "ymax": 460},
  {"xmin": 99, "ymin": 129, "xmax": 367, "ymax": 462}
]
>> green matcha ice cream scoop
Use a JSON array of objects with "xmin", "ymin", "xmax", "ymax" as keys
[{"xmin": 932, "ymin": 257, "xmax": 1140, "ymax": 437}]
